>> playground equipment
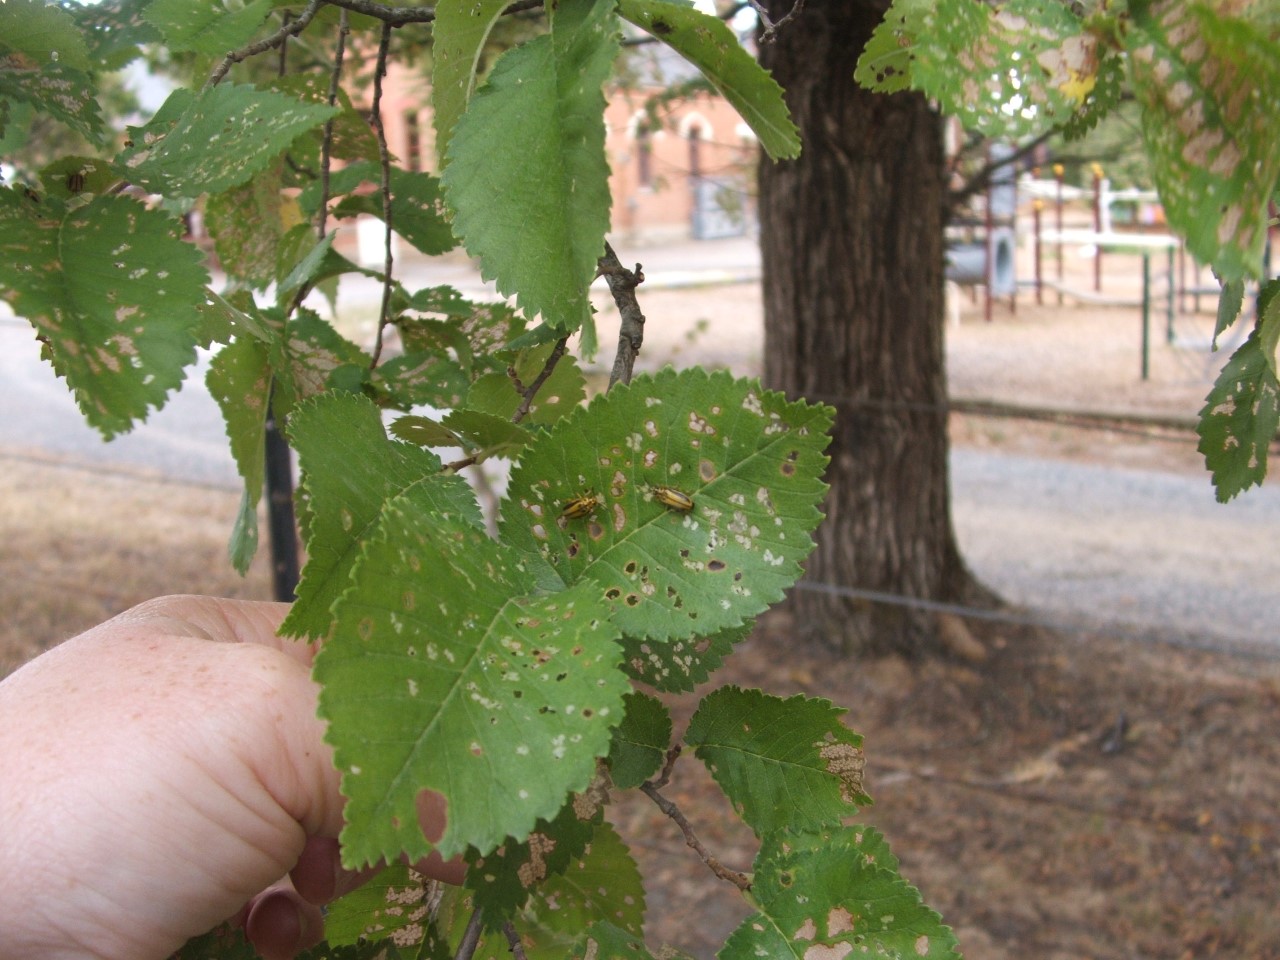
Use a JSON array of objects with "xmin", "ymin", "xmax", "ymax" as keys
[{"xmin": 945, "ymin": 142, "xmax": 1018, "ymax": 322}]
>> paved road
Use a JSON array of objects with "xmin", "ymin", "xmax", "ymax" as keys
[{"xmin": 3, "ymin": 309, "xmax": 1277, "ymax": 656}]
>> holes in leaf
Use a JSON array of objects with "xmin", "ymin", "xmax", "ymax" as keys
[
  {"xmin": 605, "ymin": 587, "xmax": 622, "ymax": 601},
  {"xmin": 781, "ymin": 450, "xmax": 799, "ymax": 476},
  {"xmin": 708, "ymin": 559, "xmax": 726, "ymax": 572},
  {"xmin": 778, "ymin": 871, "xmax": 794, "ymax": 888},
  {"xmin": 625, "ymin": 593, "xmax": 641, "ymax": 607},
  {"xmin": 624, "ymin": 560, "xmax": 638, "ymax": 576},
  {"xmin": 555, "ymin": 672, "xmax": 567, "ymax": 682}
]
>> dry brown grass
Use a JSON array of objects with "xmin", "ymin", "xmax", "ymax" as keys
[{"xmin": 0, "ymin": 456, "xmax": 273, "ymax": 677}]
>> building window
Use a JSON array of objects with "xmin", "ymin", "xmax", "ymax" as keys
[
  {"xmin": 637, "ymin": 127, "xmax": 653, "ymax": 188},
  {"xmin": 405, "ymin": 111, "xmax": 422, "ymax": 172},
  {"xmin": 687, "ymin": 124, "xmax": 703, "ymax": 180}
]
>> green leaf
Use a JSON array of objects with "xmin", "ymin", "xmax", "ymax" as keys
[
  {"xmin": 618, "ymin": 622, "xmax": 746, "ymax": 693},
  {"xmin": 1127, "ymin": 3, "xmax": 1280, "ymax": 278},
  {"xmin": 324, "ymin": 861, "xmax": 433, "ymax": 948},
  {"xmin": 685, "ymin": 686, "xmax": 869, "ymax": 837},
  {"xmin": 330, "ymin": 163, "xmax": 457, "ymax": 257},
  {"xmin": 267, "ymin": 308, "xmax": 368, "ymax": 418},
  {"xmin": 466, "ymin": 795, "xmax": 601, "ymax": 923},
  {"xmin": 0, "ymin": 57, "xmax": 103, "ymax": 143},
  {"xmin": 118, "ymin": 83, "xmax": 337, "ymax": 197},
  {"xmin": 143, "ymin": 0, "xmax": 273, "ymax": 55},
  {"xmin": 373, "ymin": 354, "xmax": 471, "ymax": 410},
  {"xmin": 280, "ymin": 391, "xmax": 479, "ymax": 640},
  {"xmin": 856, "ymin": 0, "xmax": 1096, "ymax": 139},
  {"xmin": 1259, "ymin": 280, "xmax": 1280, "ymax": 382},
  {"xmin": 607, "ymin": 690, "xmax": 671, "ymax": 789},
  {"xmin": 204, "ymin": 161, "xmax": 287, "ymax": 289},
  {"xmin": 1213, "ymin": 277, "xmax": 1247, "ymax": 348},
  {"xmin": 442, "ymin": 0, "xmax": 617, "ymax": 331},
  {"xmin": 441, "ymin": 409, "xmax": 532, "ymax": 461},
  {"xmin": 271, "ymin": 73, "xmax": 379, "ymax": 164},
  {"xmin": 390, "ymin": 414, "xmax": 463, "ymax": 448},
  {"xmin": 0, "ymin": 0, "xmax": 92, "ymax": 71},
  {"xmin": 316, "ymin": 494, "xmax": 627, "ymax": 864},
  {"xmin": 853, "ymin": 0, "xmax": 928, "ymax": 94},
  {"xmin": 723, "ymin": 827, "xmax": 961, "ymax": 960},
  {"xmin": 69, "ymin": 0, "xmax": 161, "ymax": 73},
  {"xmin": 1197, "ymin": 331, "xmax": 1280, "ymax": 502},
  {"xmin": 0, "ymin": 191, "xmax": 206, "ymax": 438},
  {"xmin": 569, "ymin": 921, "xmax": 681, "ymax": 960},
  {"xmin": 465, "ymin": 342, "xmax": 586, "ymax": 426},
  {"xmin": 37, "ymin": 155, "xmax": 118, "ymax": 201},
  {"xmin": 430, "ymin": 0, "xmax": 512, "ymax": 167},
  {"xmin": 469, "ymin": 822, "xmax": 645, "ymax": 960},
  {"xmin": 170, "ymin": 923, "xmax": 259, "ymax": 960},
  {"xmin": 207, "ymin": 338, "xmax": 272, "ymax": 574},
  {"xmin": 617, "ymin": 0, "xmax": 799, "ymax": 160},
  {"xmin": 500, "ymin": 368, "xmax": 833, "ymax": 642}
]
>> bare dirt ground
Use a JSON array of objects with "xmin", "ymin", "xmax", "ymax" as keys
[{"xmin": 3, "ymin": 243, "xmax": 1278, "ymax": 958}]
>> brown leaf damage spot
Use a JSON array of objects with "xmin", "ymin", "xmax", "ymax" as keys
[{"xmin": 818, "ymin": 738, "xmax": 867, "ymax": 803}]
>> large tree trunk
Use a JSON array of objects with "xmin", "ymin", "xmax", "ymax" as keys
[{"xmin": 758, "ymin": 0, "xmax": 992, "ymax": 656}]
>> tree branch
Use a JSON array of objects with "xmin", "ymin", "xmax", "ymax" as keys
[
  {"xmin": 598, "ymin": 242, "xmax": 646, "ymax": 388},
  {"xmin": 748, "ymin": 0, "xmax": 806, "ymax": 43},
  {"xmin": 208, "ymin": 0, "xmax": 323, "ymax": 87},
  {"xmin": 639, "ymin": 782, "xmax": 752, "ymax": 891},
  {"xmin": 323, "ymin": 0, "xmax": 543, "ymax": 25},
  {"xmin": 511, "ymin": 336, "xmax": 569, "ymax": 424},
  {"xmin": 948, "ymin": 129, "xmax": 1055, "ymax": 215},
  {"xmin": 316, "ymin": 9, "xmax": 350, "ymax": 241},
  {"xmin": 369, "ymin": 20, "xmax": 397, "ymax": 368},
  {"xmin": 503, "ymin": 921, "xmax": 530, "ymax": 960},
  {"xmin": 455, "ymin": 907, "xmax": 485, "ymax": 960}
]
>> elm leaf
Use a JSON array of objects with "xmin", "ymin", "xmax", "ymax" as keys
[
  {"xmin": 316, "ymin": 493, "xmax": 627, "ymax": 864},
  {"xmin": 0, "ymin": 191, "xmax": 205, "ymax": 438},
  {"xmin": 442, "ymin": 0, "xmax": 616, "ymax": 331},
  {"xmin": 685, "ymin": 686, "xmax": 869, "ymax": 837},
  {"xmin": 500, "ymin": 368, "xmax": 832, "ymax": 642}
]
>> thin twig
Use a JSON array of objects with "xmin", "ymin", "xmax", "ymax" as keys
[
  {"xmin": 511, "ymin": 336, "xmax": 569, "ymax": 424},
  {"xmin": 748, "ymin": 0, "xmax": 806, "ymax": 42},
  {"xmin": 639, "ymin": 782, "xmax": 752, "ymax": 891},
  {"xmin": 648, "ymin": 743, "xmax": 682, "ymax": 789},
  {"xmin": 598, "ymin": 242, "xmax": 646, "ymax": 387},
  {"xmin": 455, "ymin": 907, "xmax": 486, "ymax": 960},
  {"xmin": 207, "ymin": 0, "xmax": 323, "ymax": 87},
  {"xmin": 276, "ymin": 11, "xmax": 292, "ymax": 74},
  {"xmin": 317, "ymin": 9, "xmax": 350, "ymax": 241},
  {"xmin": 503, "ymin": 922, "xmax": 530, "ymax": 960},
  {"xmin": 949, "ymin": 128, "xmax": 1056, "ymax": 215},
  {"xmin": 369, "ymin": 20, "xmax": 397, "ymax": 368},
  {"xmin": 322, "ymin": 0, "xmax": 542, "ymax": 24}
]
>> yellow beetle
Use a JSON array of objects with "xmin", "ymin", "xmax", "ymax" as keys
[
  {"xmin": 651, "ymin": 484, "xmax": 695, "ymax": 513},
  {"xmin": 560, "ymin": 492, "xmax": 599, "ymax": 519}
]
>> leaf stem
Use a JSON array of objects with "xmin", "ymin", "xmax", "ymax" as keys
[
  {"xmin": 598, "ymin": 242, "xmax": 645, "ymax": 387},
  {"xmin": 639, "ymin": 782, "xmax": 752, "ymax": 891}
]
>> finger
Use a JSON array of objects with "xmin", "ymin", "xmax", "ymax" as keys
[{"xmin": 245, "ymin": 884, "xmax": 325, "ymax": 960}]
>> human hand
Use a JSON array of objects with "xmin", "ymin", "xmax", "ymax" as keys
[{"xmin": 0, "ymin": 595, "xmax": 460, "ymax": 960}]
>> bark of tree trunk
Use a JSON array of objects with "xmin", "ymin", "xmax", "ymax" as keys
[{"xmin": 757, "ymin": 0, "xmax": 994, "ymax": 656}]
